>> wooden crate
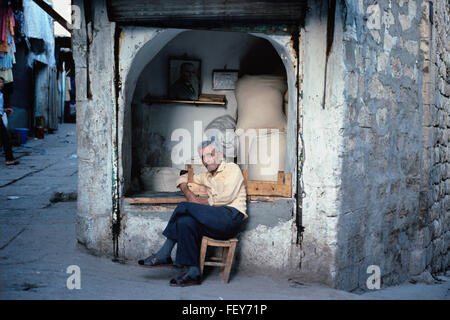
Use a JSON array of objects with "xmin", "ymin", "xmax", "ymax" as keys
[{"xmin": 242, "ymin": 170, "xmax": 292, "ymax": 198}]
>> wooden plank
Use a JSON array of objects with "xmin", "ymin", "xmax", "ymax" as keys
[
  {"xmin": 125, "ymin": 197, "xmax": 186, "ymax": 204},
  {"xmin": 108, "ymin": 0, "xmax": 307, "ymax": 25},
  {"xmin": 242, "ymin": 170, "xmax": 249, "ymax": 187},
  {"xmin": 198, "ymin": 94, "xmax": 226, "ymax": 103},
  {"xmin": 247, "ymin": 195, "xmax": 284, "ymax": 202},
  {"xmin": 142, "ymin": 97, "xmax": 226, "ymax": 106},
  {"xmin": 33, "ymin": 0, "xmax": 73, "ymax": 33},
  {"xmin": 187, "ymin": 165, "xmax": 194, "ymax": 183},
  {"xmin": 204, "ymin": 261, "xmax": 226, "ymax": 267},
  {"xmin": 209, "ymin": 257, "xmax": 224, "ymax": 262},
  {"xmin": 125, "ymin": 168, "xmax": 292, "ymax": 205},
  {"xmin": 277, "ymin": 171, "xmax": 284, "ymax": 184}
]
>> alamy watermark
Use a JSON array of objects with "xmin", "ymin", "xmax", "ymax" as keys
[
  {"xmin": 366, "ymin": 4, "xmax": 381, "ymax": 30},
  {"xmin": 366, "ymin": 265, "xmax": 381, "ymax": 290},
  {"xmin": 66, "ymin": 265, "xmax": 81, "ymax": 290},
  {"xmin": 171, "ymin": 121, "xmax": 284, "ymax": 175}
]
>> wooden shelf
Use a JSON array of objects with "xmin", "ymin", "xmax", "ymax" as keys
[
  {"xmin": 124, "ymin": 166, "xmax": 292, "ymax": 206},
  {"xmin": 142, "ymin": 94, "xmax": 226, "ymax": 106}
]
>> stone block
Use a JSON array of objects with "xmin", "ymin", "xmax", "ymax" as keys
[
  {"xmin": 422, "ymin": 104, "xmax": 437, "ymax": 126},
  {"xmin": 391, "ymin": 58, "xmax": 403, "ymax": 78},
  {"xmin": 445, "ymin": 252, "xmax": 450, "ymax": 270},
  {"xmin": 368, "ymin": 77, "xmax": 384, "ymax": 100},
  {"xmin": 346, "ymin": 71, "xmax": 358, "ymax": 98},
  {"xmin": 442, "ymin": 129, "xmax": 448, "ymax": 147},
  {"xmin": 417, "ymin": 227, "xmax": 431, "ymax": 247},
  {"xmin": 409, "ymin": 249, "xmax": 426, "ymax": 275},
  {"xmin": 419, "ymin": 38, "xmax": 430, "ymax": 57},
  {"xmin": 430, "ymin": 202, "xmax": 441, "ymax": 223},
  {"xmin": 401, "ymin": 153, "xmax": 420, "ymax": 177},
  {"xmin": 445, "ymin": 231, "xmax": 450, "ymax": 250},
  {"xmin": 383, "ymin": 33, "xmax": 398, "ymax": 53},
  {"xmin": 432, "ymin": 219, "xmax": 442, "ymax": 238},
  {"xmin": 438, "ymin": 109, "xmax": 447, "ymax": 129},
  {"xmin": 422, "ymin": 126, "xmax": 437, "ymax": 147},
  {"xmin": 376, "ymin": 52, "xmax": 389, "ymax": 72},
  {"xmin": 398, "ymin": 14, "xmax": 412, "ymax": 31},
  {"xmin": 405, "ymin": 40, "xmax": 419, "ymax": 56},
  {"xmin": 421, "ymin": 82, "xmax": 434, "ymax": 106},
  {"xmin": 431, "ymin": 253, "xmax": 442, "ymax": 274}
]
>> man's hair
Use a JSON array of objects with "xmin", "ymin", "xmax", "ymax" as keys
[
  {"xmin": 0, "ymin": 77, "xmax": 5, "ymax": 82},
  {"xmin": 197, "ymin": 136, "xmax": 222, "ymax": 156}
]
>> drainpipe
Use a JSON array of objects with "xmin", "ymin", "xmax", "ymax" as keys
[
  {"xmin": 111, "ymin": 25, "xmax": 122, "ymax": 262},
  {"xmin": 290, "ymin": 27, "xmax": 305, "ymax": 245}
]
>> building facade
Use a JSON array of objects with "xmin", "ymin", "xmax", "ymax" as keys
[{"xmin": 72, "ymin": 0, "xmax": 449, "ymax": 291}]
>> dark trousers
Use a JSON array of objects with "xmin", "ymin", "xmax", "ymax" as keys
[
  {"xmin": 162, "ymin": 202, "xmax": 244, "ymax": 267},
  {"xmin": 0, "ymin": 118, "xmax": 13, "ymax": 161}
]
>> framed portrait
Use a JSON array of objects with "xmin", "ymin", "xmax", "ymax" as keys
[
  {"xmin": 212, "ymin": 70, "xmax": 239, "ymax": 90},
  {"xmin": 168, "ymin": 58, "xmax": 201, "ymax": 101}
]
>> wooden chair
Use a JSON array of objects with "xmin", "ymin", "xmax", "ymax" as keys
[{"xmin": 199, "ymin": 236, "xmax": 238, "ymax": 284}]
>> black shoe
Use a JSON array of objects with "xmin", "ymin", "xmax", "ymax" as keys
[
  {"xmin": 169, "ymin": 273, "xmax": 201, "ymax": 287},
  {"xmin": 138, "ymin": 254, "xmax": 173, "ymax": 268}
]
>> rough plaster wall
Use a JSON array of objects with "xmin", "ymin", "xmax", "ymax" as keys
[
  {"xmin": 415, "ymin": 0, "xmax": 449, "ymax": 278},
  {"xmin": 238, "ymin": 219, "xmax": 295, "ymax": 273},
  {"xmin": 73, "ymin": 0, "xmax": 115, "ymax": 256},
  {"xmin": 116, "ymin": 27, "xmax": 186, "ymax": 196},
  {"xmin": 118, "ymin": 199, "xmax": 296, "ymax": 274},
  {"xmin": 119, "ymin": 210, "xmax": 170, "ymax": 260},
  {"xmin": 299, "ymin": 0, "xmax": 346, "ymax": 286}
]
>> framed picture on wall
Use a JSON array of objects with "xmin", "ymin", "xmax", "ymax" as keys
[
  {"xmin": 212, "ymin": 70, "xmax": 239, "ymax": 90},
  {"xmin": 168, "ymin": 58, "xmax": 201, "ymax": 101}
]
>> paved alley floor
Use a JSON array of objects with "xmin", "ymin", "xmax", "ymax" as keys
[{"xmin": 0, "ymin": 123, "xmax": 449, "ymax": 300}]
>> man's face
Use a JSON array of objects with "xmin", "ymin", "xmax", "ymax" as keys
[
  {"xmin": 201, "ymin": 144, "xmax": 223, "ymax": 172},
  {"xmin": 181, "ymin": 64, "xmax": 196, "ymax": 83}
]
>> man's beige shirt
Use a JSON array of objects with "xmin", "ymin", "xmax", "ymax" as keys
[{"xmin": 176, "ymin": 161, "xmax": 248, "ymax": 219}]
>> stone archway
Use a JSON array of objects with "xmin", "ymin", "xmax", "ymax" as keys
[{"xmin": 115, "ymin": 26, "xmax": 302, "ymax": 272}]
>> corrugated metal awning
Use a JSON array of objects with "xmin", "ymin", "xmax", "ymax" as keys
[{"xmin": 107, "ymin": 0, "xmax": 307, "ymax": 29}]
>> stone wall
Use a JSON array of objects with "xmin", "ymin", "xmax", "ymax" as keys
[
  {"xmin": 415, "ymin": 0, "xmax": 449, "ymax": 277},
  {"xmin": 331, "ymin": 0, "xmax": 449, "ymax": 291},
  {"xmin": 72, "ymin": 0, "xmax": 116, "ymax": 256}
]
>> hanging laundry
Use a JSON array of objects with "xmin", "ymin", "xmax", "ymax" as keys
[
  {"xmin": 0, "ymin": 7, "xmax": 15, "ymax": 53},
  {"xmin": 0, "ymin": 69, "xmax": 13, "ymax": 83},
  {"xmin": 0, "ymin": 6, "xmax": 16, "ymax": 83}
]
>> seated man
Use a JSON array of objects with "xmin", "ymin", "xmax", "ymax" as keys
[{"xmin": 138, "ymin": 138, "xmax": 247, "ymax": 287}]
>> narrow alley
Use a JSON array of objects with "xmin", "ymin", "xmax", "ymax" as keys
[{"xmin": 0, "ymin": 124, "xmax": 449, "ymax": 300}]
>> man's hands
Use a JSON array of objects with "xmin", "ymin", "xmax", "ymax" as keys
[
  {"xmin": 5, "ymin": 108, "xmax": 13, "ymax": 115},
  {"xmin": 179, "ymin": 182, "xmax": 209, "ymax": 205}
]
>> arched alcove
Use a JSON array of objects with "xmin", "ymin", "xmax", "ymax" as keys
[
  {"xmin": 118, "ymin": 28, "xmax": 298, "ymax": 198},
  {"xmin": 115, "ymin": 27, "xmax": 300, "ymax": 271}
]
